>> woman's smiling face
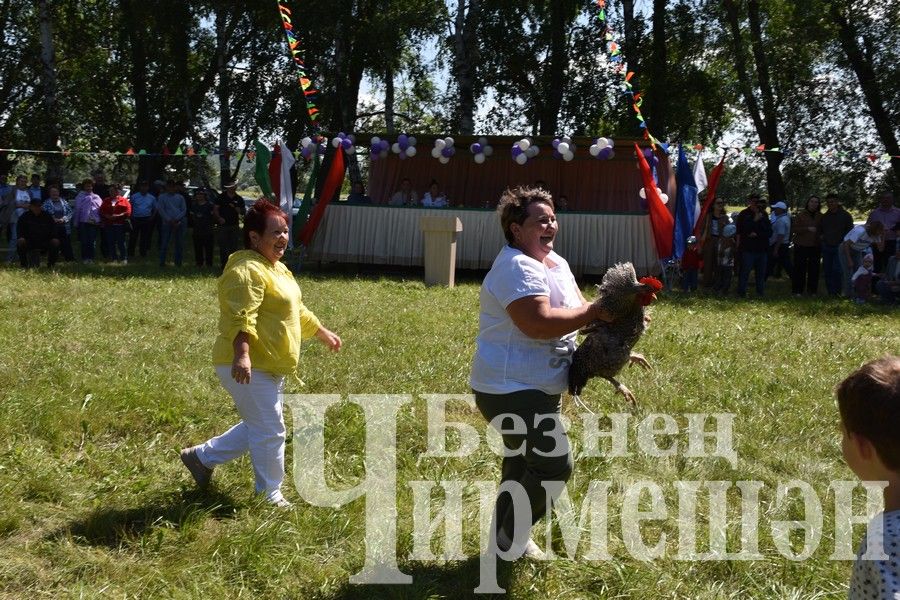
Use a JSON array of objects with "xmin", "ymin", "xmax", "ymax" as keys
[
  {"xmin": 252, "ymin": 215, "xmax": 289, "ymax": 263},
  {"xmin": 512, "ymin": 201, "xmax": 558, "ymax": 263}
]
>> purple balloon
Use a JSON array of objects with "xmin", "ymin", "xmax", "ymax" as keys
[
  {"xmin": 441, "ymin": 147, "xmax": 453, "ymax": 158},
  {"xmin": 341, "ymin": 138, "xmax": 353, "ymax": 149},
  {"xmin": 398, "ymin": 134, "xmax": 408, "ymax": 145},
  {"xmin": 552, "ymin": 139, "xmax": 560, "ymax": 149},
  {"xmin": 380, "ymin": 140, "xmax": 389, "ymax": 150},
  {"xmin": 398, "ymin": 151, "xmax": 407, "ymax": 160},
  {"xmin": 642, "ymin": 148, "xmax": 654, "ymax": 159},
  {"xmin": 470, "ymin": 143, "xmax": 482, "ymax": 154},
  {"xmin": 338, "ymin": 131, "xmax": 347, "ymax": 139},
  {"xmin": 511, "ymin": 146, "xmax": 523, "ymax": 157},
  {"xmin": 598, "ymin": 147, "xmax": 612, "ymax": 160},
  {"xmin": 448, "ymin": 147, "xmax": 456, "ymax": 156}
]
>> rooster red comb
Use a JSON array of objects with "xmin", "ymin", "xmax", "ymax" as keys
[{"xmin": 639, "ymin": 276, "xmax": 663, "ymax": 292}]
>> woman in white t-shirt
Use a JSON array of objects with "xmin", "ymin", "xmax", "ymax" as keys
[
  {"xmin": 470, "ymin": 186, "xmax": 613, "ymax": 560},
  {"xmin": 840, "ymin": 221, "xmax": 884, "ymax": 297},
  {"xmin": 421, "ymin": 180, "xmax": 448, "ymax": 208}
]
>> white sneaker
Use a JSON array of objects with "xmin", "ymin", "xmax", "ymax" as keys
[{"xmin": 496, "ymin": 531, "xmax": 545, "ymax": 560}]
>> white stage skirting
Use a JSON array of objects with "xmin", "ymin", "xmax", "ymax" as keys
[{"xmin": 306, "ymin": 205, "xmax": 658, "ymax": 275}]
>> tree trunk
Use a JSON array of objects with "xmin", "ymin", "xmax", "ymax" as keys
[
  {"xmin": 539, "ymin": 0, "xmax": 566, "ymax": 135},
  {"xmin": 723, "ymin": 0, "xmax": 785, "ymax": 200},
  {"xmin": 645, "ymin": 0, "xmax": 667, "ymax": 137},
  {"xmin": 121, "ymin": 0, "xmax": 159, "ymax": 182},
  {"xmin": 37, "ymin": 0, "xmax": 62, "ymax": 183},
  {"xmin": 830, "ymin": 4, "xmax": 900, "ymax": 191},
  {"xmin": 451, "ymin": 0, "xmax": 479, "ymax": 135},
  {"xmin": 216, "ymin": 8, "xmax": 231, "ymax": 187},
  {"xmin": 622, "ymin": 0, "xmax": 638, "ymax": 81},
  {"xmin": 384, "ymin": 64, "xmax": 395, "ymax": 134}
]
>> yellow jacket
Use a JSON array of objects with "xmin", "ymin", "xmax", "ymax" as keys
[{"xmin": 212, "ymin": 250, "xmax": 321, "ymax": 375}]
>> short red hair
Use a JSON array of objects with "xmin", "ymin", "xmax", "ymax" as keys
[{"xmin": 243, "ymin": 199, "xmax": 288, "ymax": 249}]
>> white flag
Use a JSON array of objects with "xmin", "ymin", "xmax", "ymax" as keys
[
  {"xmin": 278, "ymin": 138, "xmax": 296, "ymax": 248},
  {"xmin": 693, "ymin": 154, "xmax": 708, "ymax": 228}
]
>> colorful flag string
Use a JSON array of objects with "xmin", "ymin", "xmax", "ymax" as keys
[
  {"xmin": 593, "ymin": 0, "xmax": 663, "ymax": 149},
  {"xmin": 277, "ymin": 2, "xmax": 322, "ymax": 130}
]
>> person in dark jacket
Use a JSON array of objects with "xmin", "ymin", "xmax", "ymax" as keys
[
  {"xmin": 735, "ymin": 194, "xmax": 773, "ymax": 297},
  {"xmin": 190, "ymin": 189, "xmax": 216, "ymax": 268},
  {"xmin": 17, "ymin": 198, "xmax": 59, "ymax": 268}
]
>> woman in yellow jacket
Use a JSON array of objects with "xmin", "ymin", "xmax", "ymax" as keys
[{"xmin": 180, "ymin": 200, "xmax": 341, "ymax": 507}]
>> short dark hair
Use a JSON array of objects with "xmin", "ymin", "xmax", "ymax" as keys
[
  {"xmin": 243, "ymin": 199, "xmax": 288, "ymax": 249},
  {"xmin": 82, "ymin": 178, "xmax": 94, "ymax": 186},
  {"xmin": 497, "ymin": 186, "xmax": 555, "ymax": 245},
  {"xmin": 837, "ymin": 356, "xmax": 900, "ymax": 470}
]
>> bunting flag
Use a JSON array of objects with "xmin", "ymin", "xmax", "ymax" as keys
[
  {"xmin": 692, "ymin": 155, "xmax": 726, "ymax": 238},
  {"xmin": 254, "ymin": 140, "xmax": 274, "ymax": 198},
  {"xmin": 300, "ymin": 148, "xmax": 345, "ymax": 247},
  {"xmin": 673, "ymin": 144, "xmax": 698, "ymax": 260},
  {"xmin": 635, "ymin": 143, "xmax": 673, "ymax": 259},
  {"xmin": 277, "ymin": 2, "xmax": 322, "ymax": 129}
]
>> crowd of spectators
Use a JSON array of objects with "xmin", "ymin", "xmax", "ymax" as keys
[
  {"xmin": 686, "ymin": 190, "xmax": 899, "ymax": 305},
  {"xmin": 0, "ymin": 173, "xmax": 247, "ymax": 270}
]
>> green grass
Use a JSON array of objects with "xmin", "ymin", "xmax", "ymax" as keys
[{"xmin": 0, "ymin": 258, "xmax": 897, "ymax": 599}]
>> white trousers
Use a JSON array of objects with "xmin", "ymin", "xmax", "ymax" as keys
[{"xmin": 196, "ymin": 366, "xmax": 287, "ymax": 502}]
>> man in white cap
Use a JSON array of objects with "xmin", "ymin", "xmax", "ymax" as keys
[{"xmin": 768, "ymin": 201, "xmax": 792, "ymax": 280}]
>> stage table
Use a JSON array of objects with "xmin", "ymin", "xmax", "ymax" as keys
[{"xmin": 305, "ymin": 204, "xmax": 658, "ymax": 275}]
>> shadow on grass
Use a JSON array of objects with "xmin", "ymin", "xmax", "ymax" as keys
[
  {"xmin": 326, "ymin": 557, "xmax": 513, "ymax": 600},
  {"xmin": 52, "ymin": 488, "xmax": 240, "ymax": 549}
]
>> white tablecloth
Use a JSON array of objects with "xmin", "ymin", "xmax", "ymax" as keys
[{"xmin": 306, "ymin": 205, "xmax": 659, "ymax": 275}]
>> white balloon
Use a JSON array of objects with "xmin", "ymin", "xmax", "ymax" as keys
[
  {"xmin": 478, "ymin": 137, "xmax": 488, "ymax": 146},
  {"xmin": 518, "ymin": 139, "xmax": 530, "ymax": 151},
  {"xmin": 589, "ymin": 145, "xmax": 600, "ymax": 156},
  {"xmin": 302, "ymin": 136, "xmax": 312, "ymax": 147},
  {"xmin": 528, "ymin": 145, "xmax": 539, "ymax": 157},
  {"xmin": 563, "ymin": 151, "xmax": 574, "ymax": 161},
  {"xmin": 562, "ymin": 136, "xmax": 572, "ymax": 144},
  {"xmin": 639, "ymin": 188, "xmax": 647, "ymax": 199},
  {"xmin": 607, "ymin": 150, "xmax": 615, "ymax": 159},
  {"xmin": 606, "ymin": 138, "xmax": 614, "ymax": 148},
  {"xmin": 371, "ymin": 136, "xmax": 380, "ymax": 145},
  {"xmin": 656, "ymin": 187, "xmax": 663, "ymax": 195},
  {"xmin": 483, "ymin": 145, "xmax": 494, "ymax": 157},
  {"xmin": 439, "ymin": 155, "xmax": 450, "ymax": 164},
  {"xmin": 557, "ymin": 142, "xmax": 570, "ymax": 154},
  {"xmin": 660, "ymin": 193, "xmax": 669, "ymax": 204},
  {"xmin": 392, "ymin": 142, "xmax": 401, "ymax": 154},
  {"xmin": 444, "ymin": 137, "xmax": 455, "ymax": 146},
  {"xmin": 597, "ymin": 138, "xmax": 608, "ymax": 150},
  {"xmin": 332, "ymin": 137, "xmax": 341, "ymax": 148},
  {"xmin": 474, "ymin": 152, "xmax": 486, "ymax": 164},
  {"xmin": 406, "ymin": 146, "xmax": 417, "ymax": 157},
  {"xmin": 408, "ymin": 136, "xmax": 417, "ymax": 146},
  {"xmin": 435, "ymin": 139, "xmax": 446, "ymax": 149},
  {"xmin": 515, "ymin": 153, "xmax": 527, "ymax": 165},
  {"xmin": 431, "ymin": 147, "xmax": 441, "ymax": 158}
]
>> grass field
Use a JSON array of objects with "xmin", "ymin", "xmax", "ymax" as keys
[{"xmin": 0, "ymin": 257, "xmax": 897, "ymax": 599}]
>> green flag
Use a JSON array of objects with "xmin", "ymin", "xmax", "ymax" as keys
[{"xmin": 254, "ymin": 140, "xmax": 274, "ymax": 198}]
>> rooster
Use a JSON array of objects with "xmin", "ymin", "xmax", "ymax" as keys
[{"xmin": 568, "ymin": 262, "xmax": 663, "ymax": 406}]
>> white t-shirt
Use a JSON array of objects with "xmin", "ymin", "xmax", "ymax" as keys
[
  {"xmin": 470, "ymin": 245, "xmax": 583, "ymax": 395},
  {"xmin": 850, "ymin": 510, "xmax": 900, "ymax": 599},
  {"xmin": 844, "ymin": 225, "xmax": 881, "ymax": 253}
]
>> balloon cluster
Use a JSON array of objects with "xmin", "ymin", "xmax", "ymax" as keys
[
  {"xmin": 638, "ymin": 185, "xmax": 669, "ymax": 209},
  {"xmin": 299, "ymin": 135, "xmax": 326, "ymax": 160},
  {"xmin": 469, "ymin": 137, "xmax": 494, "ymax": 164},
  {"xmin": 331, "ymin": 132, "xmax": 355, "ymax": 151},
  {"xmin": 392, "ymin": 134, "xmax": 417, "ymax": 160},
  {"xmin": 431, "ymin": 137, "xmax": 456, "ymax": 164},
  {"xmin": 552, "ymin": 137, "xmax": 575, "ymax": 161},
  {"xmin": 369, "ymin": 136, "xmax": 390, "ymax": 159},
  {"xmin": 511, "ymin": 138, "xmax": 539, "ymax": 165},
  {"xmin": 588, "ymin": 137, "xmax": 615, "ymax": 160}
]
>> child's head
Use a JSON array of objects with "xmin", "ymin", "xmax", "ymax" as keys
[
  {"xmin": 837, "ymin": 356, "xmax": 900, "ymax": 479},
  {"xmin": 863, "ymin": 253, "xmax": 874, "ymax": 269}
]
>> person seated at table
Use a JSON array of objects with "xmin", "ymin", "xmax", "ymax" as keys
[
  {"xmin": 17, "ymin": 198, "xmax": 60, "ymax": 268},
  {"xmin": 388, "ymin": 178, "xmax": 418, "ymax": 207},
  {"xmin": 421, "ymin": 180, "xmax": 448, "ymax": 208},
  {"xmin": 346, "ymin": 181, "xmax": 372, "ymax": 205},
  {"xmin": 556, "ymin": 194, "xmax": 568, "ymax": 211}
]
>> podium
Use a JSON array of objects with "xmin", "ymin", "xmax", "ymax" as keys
[{"xmin": 419, "ymin": 215, "xmax": 463, "ymax": 287}]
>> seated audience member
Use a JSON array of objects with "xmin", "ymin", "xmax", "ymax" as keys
[
  {"xmin": 17, "ymin": 198, "xmax": 59, "ymax": 268},
  {"xmin": 388, "ymin": 178, "xmax": 418, "ymax": 206},
  {"xmin": 841, "ymin": 220, "xmax": 885, "ymax": 297},
  {"xmin": 875, "ymin": 240, "xmax": 900, "ymax": 305},
  {"xmin": 556, "ymin": 194, "xmax": 569, "ymax": 211},
  {"xmin": 421, "ymin": 180, "xmax": 448, "ymax": 207},
  {"xmin": 42, "ymin": 184, "xmax": 74, "ymax": 262},
  {"xmin": 100, "ymin": 183, "xmax": 133, "ymax": 264},
  {"xmin": 851, "ymin": 253, "xmax": 875, "ymax": 304},
  {"xmin": 346, "ymin": 181, "xmax": 372, "ymax": 204},
  {"xmin": 190, "ymin": 189, "xmax": 216, "ymax": 268}
]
